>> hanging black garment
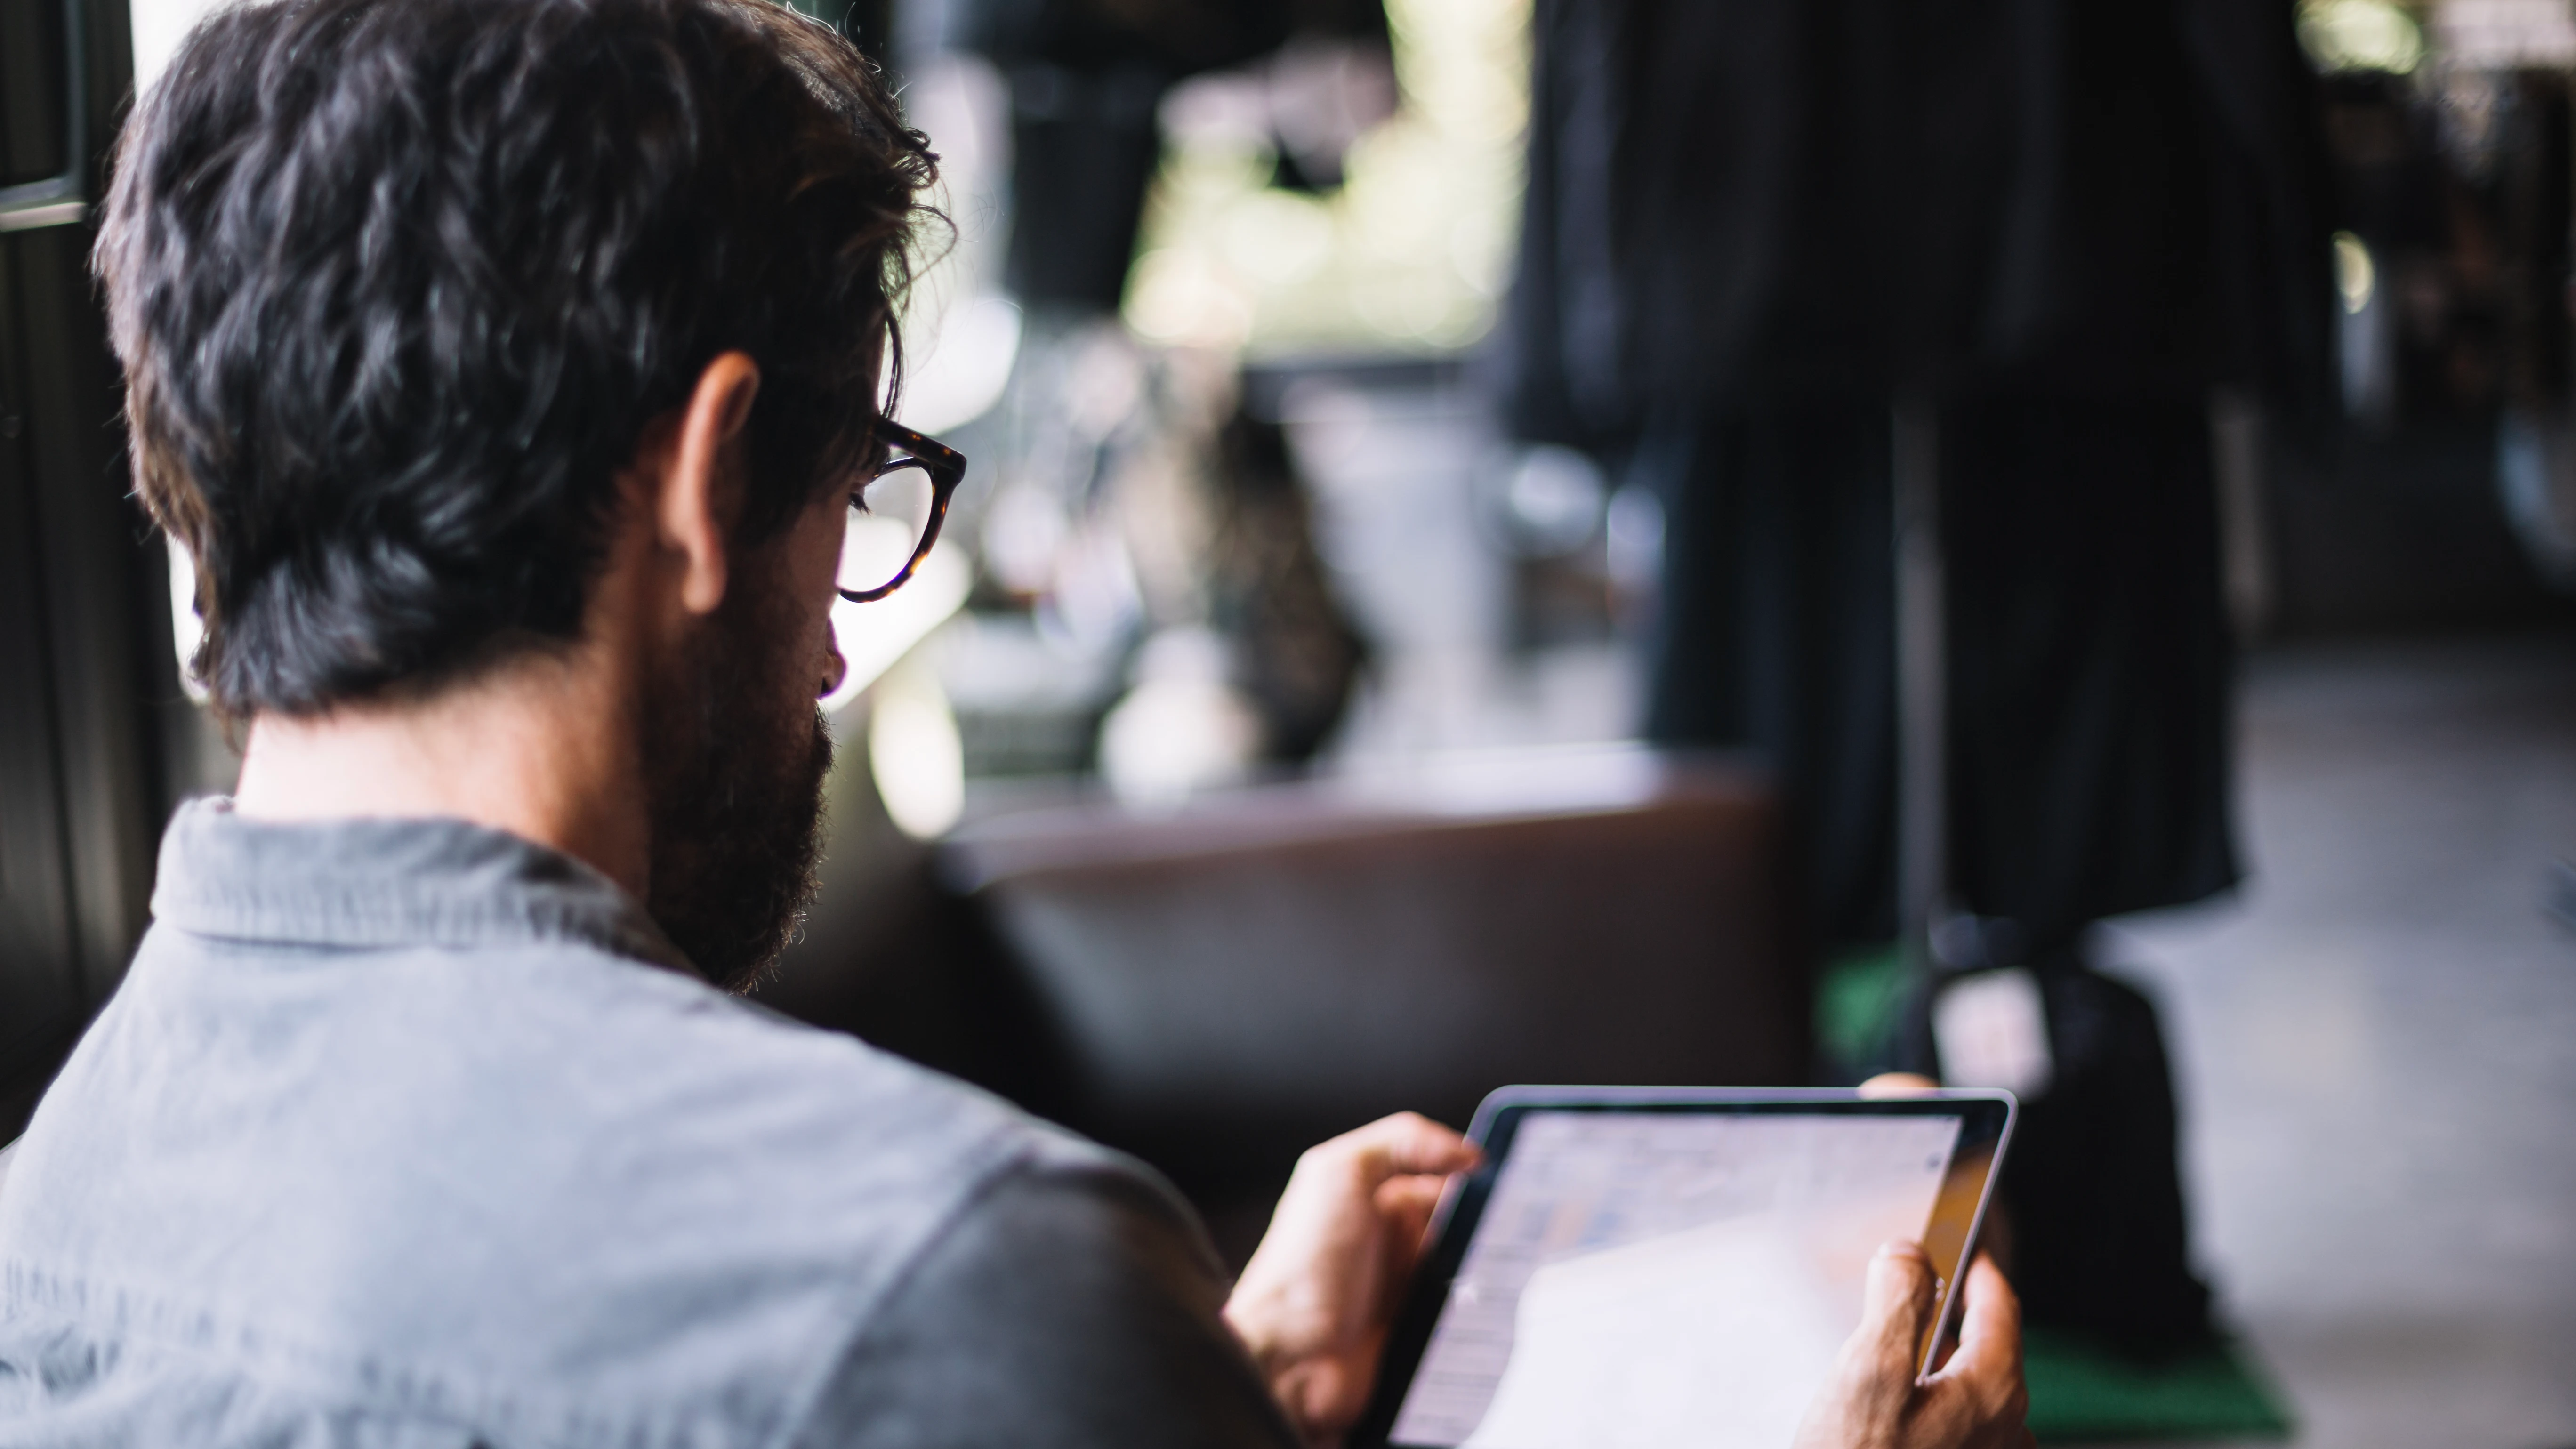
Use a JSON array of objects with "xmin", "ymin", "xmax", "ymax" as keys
[
  {"xmin": 1636, "ymin": 390, "xmax": 2237, "ymax": 953},
  {"xmin": 1498, "ymin": 0, "xmax": 2334, "ymax": 439},
  {"xmin": 1637, "ymin": 399, "xmax": 1904, "ymax": 943},
  {"xmin": 1501, "ymin": 0, "xmax": 2331, "ymax": 949},
  {"xmin": 1941, "ymin": 393, "xmax": 2240, "ymax": 944}
]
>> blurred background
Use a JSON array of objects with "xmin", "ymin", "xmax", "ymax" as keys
[{"xmin": 6, "ymin": 0, "xmax": 2576, "ymax": 1443}]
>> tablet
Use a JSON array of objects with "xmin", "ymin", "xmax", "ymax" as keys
[{"xmin": 1351, "ymin": 1087, "xmax": 2017, "ymax": 1449}]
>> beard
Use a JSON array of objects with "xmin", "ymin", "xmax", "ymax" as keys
[{"xmin": 640, "ymin": 562, "xmax": 835, "ymax": 993}]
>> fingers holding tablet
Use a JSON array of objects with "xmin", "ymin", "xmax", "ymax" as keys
[
  {"xmin": 1792, "ymin": 1241, "xmax": 1933, "ymax": 1449},
  {"xmin": 1795, "ymin": 1246, "xmax": 2029, "ymax": 1449},
  {"xmin": 1923, "ymin": 1254, "xmax": 2031, "ymax": 1448},
  {"xmin": 1226, "ymin": 1112, "xmax": 1483, "ymax": 1441},
  {"xmin": 1335, "ymin": 1110, "xmax": 1486, "ymax": 1179}
]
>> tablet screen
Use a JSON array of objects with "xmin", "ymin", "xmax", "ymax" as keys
[{"xmin": 1384, "ymin": 1108, "xmax": 1977, "ymax": 1449}]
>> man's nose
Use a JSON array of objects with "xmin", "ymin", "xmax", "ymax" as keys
[{"xmin": 819, "ymin": 635, "xmax": 848, "ymax": 700}]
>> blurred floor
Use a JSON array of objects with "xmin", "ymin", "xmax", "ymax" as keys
[{"xmin": 2108, "ymin": 631, "xmax": 2576, "ymax": 1449}]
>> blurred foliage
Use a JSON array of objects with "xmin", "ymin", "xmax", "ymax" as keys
[{"xmin": 1122, "ymin": 0, "xmax": 1530, "ymax": 356}]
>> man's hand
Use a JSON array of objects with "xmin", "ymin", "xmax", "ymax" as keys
[
  {"xmin": 1793, "ymin": 1243, "xmax": 2033, "ymax": 1449},
  {"xmin": 1224, "ymin": 1112, "xmax": 1480, "ymax": 1444}
]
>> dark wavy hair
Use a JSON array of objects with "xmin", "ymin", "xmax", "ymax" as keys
[{"xmin": 97, "ymin": 0, "xmax": 938, "ymax": 720}]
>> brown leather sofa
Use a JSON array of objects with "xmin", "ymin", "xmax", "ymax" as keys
[{"xmin": 958, "ymin": 749, "xmax": 1806, "ymax": 1220}]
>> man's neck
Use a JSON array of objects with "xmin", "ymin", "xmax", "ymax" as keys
[{"xmin": 231, "ymin": 653, "xmax": 651, "ymax": 898}]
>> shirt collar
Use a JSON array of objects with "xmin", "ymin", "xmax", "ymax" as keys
[{"xmin": 150, "ymin": 798, "xmax": 695, "ymax": 974}]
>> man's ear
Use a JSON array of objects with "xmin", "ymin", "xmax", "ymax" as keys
[{"xmin": 659, "ymin": 351, "xmax": 763, "ymax": 617}]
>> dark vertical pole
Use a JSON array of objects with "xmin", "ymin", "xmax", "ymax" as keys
[{"xmin": 1892, "ymin": 394, "xmax": 1943, "ymax": 983}]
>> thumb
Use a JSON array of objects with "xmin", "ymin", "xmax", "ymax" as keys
[
  {"xmin": 1857, "ymin": 1240, "xmax": 1939, "ymax": 1379},
  {"xmin": 1346, "ymin": 1112, "xmax": 1481, "ymax": 1182},
  {"xmin": 1794, "ymin": 1241, "xmax": 1940, "ymax": 1449}
]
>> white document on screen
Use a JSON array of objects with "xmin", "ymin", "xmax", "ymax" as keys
[
  {"xmin": 1389, "ymin": 1111, "xmax": 1962, "ymax": 1449},
  {"xmin": 1460, "ymin": 1216, "xmax": 1841, "ymax": 1449}
]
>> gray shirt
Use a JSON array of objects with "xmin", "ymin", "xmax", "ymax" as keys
[{"xmin": 0, "ymin": 801, "xmax": 1297, "ymax": 1449}]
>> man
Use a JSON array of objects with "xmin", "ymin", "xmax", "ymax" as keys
[{"xmin": 0, "ymin": 1, "xmax": 2029, "ymax": 1445}]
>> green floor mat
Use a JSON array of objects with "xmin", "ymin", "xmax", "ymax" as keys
[
  {"xmin": 2024, "ymin": 1327, "xmax": 2294, "ymax": 1444},
  {"xmin": 1816, "ymin": 942, "xmax": 1909, "ymax": 1075}
]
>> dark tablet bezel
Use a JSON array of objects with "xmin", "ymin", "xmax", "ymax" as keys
[{"xmin": 1348, "ymin": 1087, "xmax": 2018, "ymax": 1449}]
